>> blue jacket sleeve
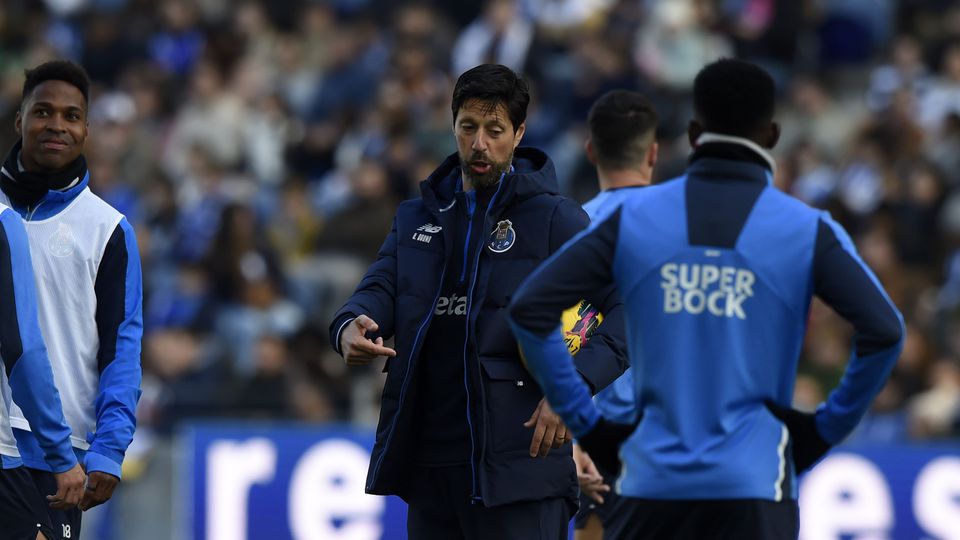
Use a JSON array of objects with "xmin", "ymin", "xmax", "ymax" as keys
[
  {"xmin": 811, "ymin": 214, "xmax": 905, "ymax": 444},
  {"xmin": 594, "ymin": 369, "xmax": 638, "ymax": 424},
  {"xmin": 329, "ymin": 217, "xmax": 399, "ymax": 354},
  {"xmin": 0, "ymin": 211, "xmax": 77, "ymax": 472},
  {"xmin": 548, "ymin": 199, "xmax": 628, "ymax": 393},
  {"xmin": 509, "ymin": 208, "xmax": 623, "ymax": 437},
  {"xmin": 87, "ymin": 219, "xmax": 143, "ymax": 478}
]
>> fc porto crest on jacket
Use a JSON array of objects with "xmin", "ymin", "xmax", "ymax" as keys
[{"xmin": 488, "ymin": 219, "xmax": 516, "ymax": 253}]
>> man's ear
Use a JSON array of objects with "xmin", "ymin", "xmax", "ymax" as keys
[
  {"xmin": 513, "ymin": 122, "xmax": 526, "ymax": 148},
  {"xmin": 648, "ymin": 141, "xmax": 659, "ymax": 169},
  {"xmin": 585, "ymin": 138, "xmax": 596, "ymax": 165},
  {"xmin": 14, "ymin": 111, "xmax": 21, "ymax": 137},
  {"xmin": 688, "ymin": 119, "xmax": 704, "ymax": 149},
  {"xmin": 765, "ymin": 122, "xmax": 781, "ymax": 150}
]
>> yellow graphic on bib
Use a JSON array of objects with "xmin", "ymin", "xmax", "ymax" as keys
[{"xmin": 561, "ymin": 301, "xmax": 603, "ymax": 355}]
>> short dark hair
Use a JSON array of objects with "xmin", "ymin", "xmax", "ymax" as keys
[
  {"xmin": 22, "ymin": 60, "xmax": 91, "ymax": 109},
  {"xmin": 693, "ymin": 58, "xmax": 775, "ymax": 138},
  {"xmin": 588, "ymin": 90, "xmax": 658, "ymax": 169},
  {"xmin": 451, "ymin": 64, "xmax": 530, "ymax": 130}
]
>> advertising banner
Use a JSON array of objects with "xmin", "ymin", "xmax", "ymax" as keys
[{"xmin": 181, "ymin": 423, "xmax": 960, "ymax": 540}]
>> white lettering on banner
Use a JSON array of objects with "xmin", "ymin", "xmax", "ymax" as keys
[
  {"xmin": 289, "ymin": 440, "xmax": 385, "ymax": 540},
  {"xmin": 659, "ymin": 263, "xmax": 754, "ymax": 319},
  {"xmin": 434, "ymin": 294, "xmax": 467, "ymax": 316},
  {"xmin": 194, "ymin": 431, "xmax": 959, "ymax": 539},
  {"xmin": 913, "ymin": 456, "xmax": 960, "ymax": 540},
  {"xmin": 798, "ymin": 454, "xmax": 894, "ymax": 540},
  {"xmin": 796, "ymin": 452, "xmax": 960, "ymax": 540},
  {"xmin": 206, "ymin": 439, "xmax": 278, "ymax": 540}
]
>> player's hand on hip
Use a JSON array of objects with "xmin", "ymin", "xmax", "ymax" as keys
[
  {"xmin": 573, "ymin": 443, "xmax": 610, "ymax": 504},
  {"xmin": 78, "ymin": 471, "xmax": 120, "ymax": 511},
  {"xmin": 524, "ymin": 398, "xmax": 569, "ymax": 457},
  {"xmin": 48, "ymin": 462, "xmax": 86, "ymax": 510},
  {"xmin": 764, "ymin": 400, "xmax": 831, "ymax": 474},
  {"xmin": 341, "ymin": 315, "xmax": 396, "ymax": 365}
]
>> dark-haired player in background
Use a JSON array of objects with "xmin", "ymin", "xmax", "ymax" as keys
[
  {"xmin": 571, "ymin": 89, "xmax": 658, "ymax": 540},
  {"xmin": 330, "ymin": 64, "xmax": 627, "ymax": 539},
  {"xmin": 509, "ymin": 58, "xmax": 904, "ymax": 539}
]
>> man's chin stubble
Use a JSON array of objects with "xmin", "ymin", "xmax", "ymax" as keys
[{"xmin": 463, "ymin": 165, "xmax": 508, "ymax": 190}]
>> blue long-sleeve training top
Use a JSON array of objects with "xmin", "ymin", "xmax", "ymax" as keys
[{"xmin": 509, "ymin": 139, "xmax": 904, "ymax": 501}]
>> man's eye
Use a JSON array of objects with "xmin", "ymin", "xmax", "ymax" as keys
[{"xmin": 35, "ymin": 110, "xmax": 49, "ymax": 118}]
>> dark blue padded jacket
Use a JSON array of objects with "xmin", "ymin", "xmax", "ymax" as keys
[{"xmin": 330, "ymin": 147, "xmax": 627, "ymax": 507}]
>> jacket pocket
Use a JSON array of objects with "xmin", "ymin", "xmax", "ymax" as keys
[{"xmin": 479, "ymin": 357, "xmax": 542, "ymax": 454}]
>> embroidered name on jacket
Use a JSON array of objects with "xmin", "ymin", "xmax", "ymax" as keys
[
  {"xmin": 413, "ymin": 223, "xmax": 442, "ymax": 244},
  {"xmin": 660, "ymin": 263, "xmax": 754, "ymax": 319}
]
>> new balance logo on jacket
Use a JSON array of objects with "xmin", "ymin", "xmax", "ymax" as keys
[{"xmin": 414, "ymin": 223, "xmax": 442, "ymax": 244}]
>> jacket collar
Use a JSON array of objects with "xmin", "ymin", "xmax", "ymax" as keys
[
  {"xmin": 37, "ymin": 170, "xmax": 90, "ymax": 206},
  {"xmin": 688, "ymin": 132, "xmax": 776, "ymax": 185},
  {"xmin": 1, "ymin": 169, "xmax": 90, "ymax": 219},
  {"xmin": 420, "ymin": 147, "xmax": 559, "ymax": 215}
]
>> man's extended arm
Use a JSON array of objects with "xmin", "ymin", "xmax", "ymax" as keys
[{"xmin": 329, "ymin": 218, "xmax": 400, "ymax": 357}]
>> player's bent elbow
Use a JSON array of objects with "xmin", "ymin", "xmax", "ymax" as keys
[
  {"xmin": 881, "ymin": 308, "xmax": 906, "ymax": 348},
  {"xmin": 507, "ymin": 294, "xmax": 544, "ymax": 333},
  {"xmin": 864, "ymin": 308, "xmax": 906, "ymax": 353},
  {"xmin": 506, "ymin": 297, "xmax": 528, "ymax": 331}
]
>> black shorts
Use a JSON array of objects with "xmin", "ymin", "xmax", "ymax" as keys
[
  {"xmin": 25, "ymin": 468, "xmax": 82, "ymax": 540},
  {"xmin": 0, "ymin": 465, "xmax": 56, "ymax": 540},
  {"xmin": 605, "ymin": 497, "xmax": 799, "ymax": 540}
]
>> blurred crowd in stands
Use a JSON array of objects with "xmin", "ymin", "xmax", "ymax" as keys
[{"xmin": 2, "ymin": 0, "xmax": 959, "ymax": 466}]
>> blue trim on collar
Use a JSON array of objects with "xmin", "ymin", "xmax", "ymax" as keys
[
  {"xmin": 17, "ymin": 171, "xmax": 89, "ymax": 220},
  {"xmin": 687, "ymin": 158, "xmax": 771, "ymax": 185}
]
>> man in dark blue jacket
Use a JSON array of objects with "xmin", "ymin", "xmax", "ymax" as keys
[{"xmin": 329, "ymin": 64, "xmax": 627, "ymax": 539}]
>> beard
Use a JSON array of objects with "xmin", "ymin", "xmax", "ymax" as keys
[{"xmin": 460, "ymin": 150, "xmax": 513, "ymax": 190}]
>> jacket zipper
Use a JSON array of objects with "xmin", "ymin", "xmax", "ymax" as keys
[
  {"xmin": 367, "ymin": 266, "xmax": 448, "ymax": 490},
  {"xmin": 25, "ymin": 201, "xmax": 45, "ymax": 221},
  {"xmin": 462, "ymin": 181, "xmax": 503, "ymax": 504},
  {"xmin": 459, "ymin": 192, "xmax": 476, "ymax": 284}
]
